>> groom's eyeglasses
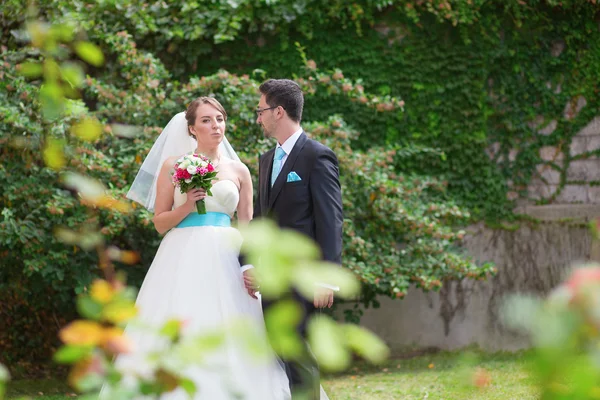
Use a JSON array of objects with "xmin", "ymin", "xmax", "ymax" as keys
[{"xmin": 255, "ymin": 106, "xmax": 279, "ymax": 116}]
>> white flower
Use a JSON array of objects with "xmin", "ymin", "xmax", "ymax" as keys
[
  {"xmin": 185, "ymin": 178, "xmax": 192, "ymax": 184},
  {"xmin": 179, "ymin": 160, "xmax": 190, "ymax": 169},
  {"xmin": 187, "ymin": 165, "xmax": 197, "ymax": 175}
]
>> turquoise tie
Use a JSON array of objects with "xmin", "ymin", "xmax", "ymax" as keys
[{"xmin": 271, "ymin": 147, "xmax": 286, "ymax": 187}]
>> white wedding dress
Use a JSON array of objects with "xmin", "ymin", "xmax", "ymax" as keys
[{"xmin": 103, "ymin": 180, "xmax": 292, "ymax": 399}]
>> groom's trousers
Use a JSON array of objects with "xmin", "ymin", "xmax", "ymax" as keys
[
  {"xmin": 283, "ymin": 343, "xmax": 320, "ymax": 400},
  {"xmin": 264, "ymin": 293, "xmax": 320, "ymax": 400}
]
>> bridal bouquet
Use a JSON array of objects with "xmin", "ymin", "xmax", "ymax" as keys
[{"xmin": 172, "ymin": 154, "xmax": 217, "ymax": 214}]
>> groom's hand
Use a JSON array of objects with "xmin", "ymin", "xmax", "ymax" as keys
[
  {"xmin": 243, "ymin": 269, "xmax": 259, "ymax": 299},
  {"xmin": 314, "ymin": 287, "xmax": 334, "ymax": 308}
]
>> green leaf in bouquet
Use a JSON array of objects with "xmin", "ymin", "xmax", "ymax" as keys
[
  {"xmin": 264, "ymin": 300, "xmax": 303, "ymax": 359},
  {"xmin": 54, "ymin": 344, "xmax": 93, "ymax": 364},
  {"xmin": 308, "ymin": 315, "xmax": 350, "ymax": 371},
  {"xmin": 74, "ymin": 42, "xmax": 105, "ymax": 67},
  {"xmin": 342, "ymin": 324, "xmax": 389, "ymax": 364},
  {"xmin": 77, "ymin": 296, "xmax": 104, "ymax": 320}
]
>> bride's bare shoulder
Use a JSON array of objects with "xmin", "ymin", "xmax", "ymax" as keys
[
  {"xmin": 160, "ymin": 155, "xmax": 182, "ymax": 173},
  {"xmin": 223, "ymin": 158, "xmax": 249, "ymax": 173}
]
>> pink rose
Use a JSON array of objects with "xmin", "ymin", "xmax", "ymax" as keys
[
  {"xmin": 207, "ymin": 164, "xmax": 215, "ymax": 172},
  {"xmin": 177, "ymin": 169, "xmax": 191, "ymax": 180}
]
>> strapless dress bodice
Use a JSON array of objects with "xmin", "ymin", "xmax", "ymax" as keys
[{"xmin": 173, "ymin": 179, "xmax": 239, "ymax": 217}]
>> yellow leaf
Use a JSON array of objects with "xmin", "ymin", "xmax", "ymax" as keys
[
  {"xmin": 102, "ymin": 302, "xmax": 137, "ymax": 324},
  {"xmin": 59, "ymin": 320, "xmax": 104, "ymax": 346},
  {"xmin": 120, "ymin": 250, "xmax": 140, "ymax": 265},
  {"xmin": 90, "ymin": 279, "xmax": 114, "ymax": 304},
  {"xmin": 71, "ymin": 117, "xmax": 103, "ymax": 142},
  {"xmin": 43, "ymin": 138, "xmax": 66, "ymax": 170},
  {"xmin": 80, "ymin": 194, "xmax": 132, "ymax": 213}
]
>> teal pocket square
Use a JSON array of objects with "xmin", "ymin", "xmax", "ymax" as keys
[{"xmin": 287, "ymin": 171, "xmax": 302, "ymax": 182}]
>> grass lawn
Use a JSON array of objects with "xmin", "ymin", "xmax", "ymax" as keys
[{"xmin": 6, "ymin": 350, "xmax": 538, "ymax": 399}]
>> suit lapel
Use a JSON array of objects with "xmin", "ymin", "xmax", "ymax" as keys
[
  {"xmin": 268, "ymin": 133, "xmax": 308, "ymax": 209},
  {"xmin": 260, "ymin": 149, "xmax": 274, "ymax": 213}
]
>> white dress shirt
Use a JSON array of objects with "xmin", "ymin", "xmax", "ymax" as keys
[{"xmin": 242, "ymin": 128, "xmax": 339, "ymax": 292}]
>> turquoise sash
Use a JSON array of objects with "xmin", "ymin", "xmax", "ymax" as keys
[{"xmin": 176, "ymin": 212, "xmax": 231, "ymax": 228}]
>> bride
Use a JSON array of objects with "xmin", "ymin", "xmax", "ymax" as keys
[{"xmin": 104, "ymin": 97, "xmax": 293, "ymax": 399}]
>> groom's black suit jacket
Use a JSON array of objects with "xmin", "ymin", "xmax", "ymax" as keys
[
  {"xmin": 254, "ymin": 132, "xmax": 344, "ymax": 324},
  {"xmin": 256, "ymin": 132, "xmax": 343, "ymax": 266}
]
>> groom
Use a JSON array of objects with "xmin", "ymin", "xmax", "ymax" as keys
[{"xmin": 242, "ymin": 79, "xmax": 344, "ymax": 399}]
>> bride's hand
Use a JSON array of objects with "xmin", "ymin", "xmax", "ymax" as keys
[{"xmin": 184, "ymin": 188, "xmax": 207, "ymax": 211}]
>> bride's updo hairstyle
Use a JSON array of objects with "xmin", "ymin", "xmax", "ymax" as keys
[{"xmin": 185, "ymin": 97, "xmax": 228, "ymax": 138}]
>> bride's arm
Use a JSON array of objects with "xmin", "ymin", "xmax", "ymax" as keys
[
  {"xmin": 236, "ymin": 162, "xmax": 253, "ymax": 225},
  {"xmin": 152, "ymin": 158, "xmax": 204, "ymax": 234}
]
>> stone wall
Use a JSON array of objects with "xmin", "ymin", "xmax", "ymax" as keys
[
  {"xmin": 530, "ymin": 115, "xmax": 600, "ymax": 204},
  {"xmin": 355, "ymin": 208, "xmax": 599, "ymax": 351}
]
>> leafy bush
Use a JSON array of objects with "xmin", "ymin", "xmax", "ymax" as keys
[{"xmin": 0, "ymin": 8, "xmax": 494, "ymax": 366}]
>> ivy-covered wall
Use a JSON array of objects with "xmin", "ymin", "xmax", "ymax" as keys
[{"xmin": 167, "ymin": 5, "xmax": 600, "ymax": 220}]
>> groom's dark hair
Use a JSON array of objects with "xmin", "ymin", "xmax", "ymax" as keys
[{"xmin": 259, "ymin": 79, "xmax": 304, "ymax": 123}]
